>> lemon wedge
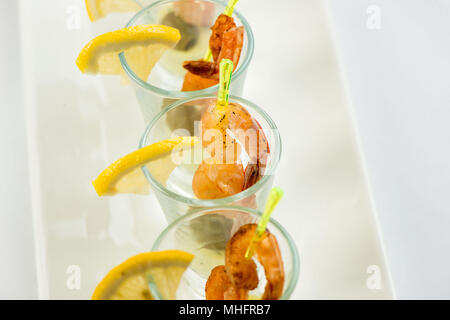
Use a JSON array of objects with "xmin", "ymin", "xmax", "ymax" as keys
[
  {"xmin": 75, "ymin": 25, "xmax": 180, "ymax": 80},
  {"xmin": 85, "ymin": 0, "xmax": 142, "ymax": 22},
  {"xmin": 92, "ymin": 250, "xmax": 194, "ymax": 300},
  {"xmin": 93, "ymin": 136, "xmax": 198, "ymax": 196}
]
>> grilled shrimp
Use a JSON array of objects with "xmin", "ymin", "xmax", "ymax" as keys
[
  {"xmin": 181, "ymin": 14, "xmax": 266, "ymax": 200},
  {"xmin": 181, "ymin": 14, "xmax": 244, "ymax": 91},
  {"xmin": 226, "ymin": 224, "xmax": 284, "ymax": 300},
  {"xmin": 205, "ymin": 223, "xmax": 285, "ymax": 300},
  {"xmin": 192, "ymin": 102, "xmax": 269, "ymax": 199},
  {"xmin": 257, "ymin": 230, "xmax": 285, "ymax": 300}
]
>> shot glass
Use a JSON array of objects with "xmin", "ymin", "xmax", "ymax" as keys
[
  {"xmin": 149, "ymin": 206, "xmax": 300, "ymax": 300},
  {"xmin": 120, "ymin": 0, "xmax": 254, "ymax": 123},
  {"xmin": 139, "ymin": 95, "xmax": 281, "ymax": 222}
]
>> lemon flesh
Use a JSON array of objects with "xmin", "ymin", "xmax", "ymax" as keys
[
  {"xmin": 85, "ymin": 0, "xmax": 142, "ymax": 22},
  {"xmin": 76, "ymin": 25, "xmax": 180, "ymax": 80},
  {"xmin": 92, "ymin": 250, "xmax": 194, "ymax": 300},
  {"xmin": 92, "ymin": 136, "xmax": 198, "ymax": 196}
]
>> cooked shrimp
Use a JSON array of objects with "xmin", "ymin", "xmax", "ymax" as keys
[
  {"xmin": 181, "ymin": 72, "xmax": 218, "ymax": 91},
  {"xmin": 257, "ymin": 230, "xmax": 285, "ymax": 300},
  {"xmin": 182, "ymin": 15, "xmax": 265, "ymax": 198},
  {"xmin": 228, "ymin": 224, "xmax": 284, "ymax": 300},
  {"xmin": 215, "ymin": 24, "xmax": 244, "ymax": 70},
  {"xmin": 182, "ymin": 60, "xmax": 218, "ymax": 79},
  {"xmin": 209, "ymin": 14, "xmax": 238, "ymax": 61},
  {"xmin": 205, "ymin": 223, "xmax": 285, "ymax": 300},
  {"xmin": 191, "ymin": 101, "xmax": 269, "ymax": 199},
  {"xmin": 182, "ymin": 25, "xmax": 243, "ymax": 81},
  {"xmin": 205, "ymin": 265, "xmax": 247, "ymax": 300},
  {"xmin": 225, "ymin": 224, "xmax": 260, "ymax": 291},
  {"xmin": 192, "ymin": 160, "xmax": 244, "ymax": 199},
  {"xmin": 181, "ymin": 14, "xmax": 244, "ymax": 91},
  {"xmin": 182, "ymin": 23, "xmax": 243, "ymax": 80}
]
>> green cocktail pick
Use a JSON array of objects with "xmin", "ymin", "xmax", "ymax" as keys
[
  {"xmin": 245, "ymin": 187, "xmax": 284, "ymax": 260},
  {"xmin": 216, "ymin": 59, "xmax": 233, "ymax": 108},
  {"xmin": 203, "ymin": 0, "xmax": 240, "ymax": 61},
  {"xmin": 224, "ymin": 0, "xmax": 239, "ymax": 16}
]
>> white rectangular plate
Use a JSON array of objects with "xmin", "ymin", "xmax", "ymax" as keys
[{"xmin": 20, "ymin": 0, "xmax": 393, "ymax": 299}]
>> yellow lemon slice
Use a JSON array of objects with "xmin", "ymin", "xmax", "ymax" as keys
[
  {"xmin": 85, "ymin": 0, "xmax": 142, "ymax": 22},
  {"xmin": 92, "ymin": 250, "xmax": 194, "ymax": 300},
  {"xmin": 75, "ymin": 25, "xmax": 180, "ymax": 80},
  {"xmin": 93, "ymin": 136, "xmax": 198, "ymax": 196}
]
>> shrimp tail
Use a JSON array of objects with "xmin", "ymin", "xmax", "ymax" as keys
[
  {"xmin": 182, "ymin": 60, "xmax": 218, "ymax": 79},
  {"xmin": 243, "ymin": 162, "xmax": 260, "ymax": 190}
]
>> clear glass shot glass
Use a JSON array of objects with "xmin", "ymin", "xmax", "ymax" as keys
[
  {"xmin": 139, "ymin": 95, "xmax": 281, "ymax": 222},
  {"xmin": 149, "ymin": 206, "xmax": 300, "ymax": 300},
  {"xmin": 120, "ymin": 0, "xmax": 254, "ymax": 123}
]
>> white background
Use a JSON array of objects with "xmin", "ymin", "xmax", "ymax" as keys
[
  {"xmin": 0, "ymin": 0, "xmax": 449, "ymax": 299},
  {"xmin": 0, "ymin": 0, "xmax": 37, "ymax": 299},
  {"xmin": 327, "ymin": 0, "xmax": 450, "ymax": 299}
]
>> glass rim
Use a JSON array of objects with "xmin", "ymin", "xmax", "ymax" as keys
[
  {"xmin": 138, "ymin": 94, "xmax": 282, "ymax": 207},
  {"xmin": 119, "ymin": 0, "xmax": 255, "ymax": 98},
  {"xmin": 151, "ymin": 205, "xmax": 301, "ymax": 300}
]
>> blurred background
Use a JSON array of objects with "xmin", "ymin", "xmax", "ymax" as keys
[{"xmin": 1, "ymin": 0, "xmax": 449, "ymax": 299}]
